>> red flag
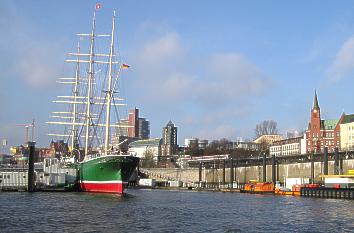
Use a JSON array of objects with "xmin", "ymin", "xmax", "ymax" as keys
[{"xmin": 95, "ymin": 3, "xmax": 101, "ymax": 10}]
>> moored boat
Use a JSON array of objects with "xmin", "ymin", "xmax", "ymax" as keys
[
  {"xmin": 79, "ymin": 155, "xmax": 139, "ymax": 193},
  {"xmin": 47, "ymin": 5, "xmax": 139, "ymax": 194},
  {"xmin": 240, "ymin": 181, "xmax": 274, "ymax": 194}
]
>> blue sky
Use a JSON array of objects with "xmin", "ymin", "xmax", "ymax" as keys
[{"xmin": 1, "ymin": 0, "xmax": 354, "ymax": 148}]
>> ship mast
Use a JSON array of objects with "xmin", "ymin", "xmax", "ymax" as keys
[
  {"xmin": 47, "ymin": 9, "xmax": 129, "ymax": 158},
  {"xmin": 104, "ymin": 11, "xmax": 116, "ymax": 155},
  {"xmin": 84, "ymin": 10, "xmax": 97, "ymax": 157},
  {"xmin": 71, "ymin": 41, "xmax": 81, "ymax": 150},
  {"xmin": 46, "ymin": 40, "xmax": 83, "ymax": 151}
]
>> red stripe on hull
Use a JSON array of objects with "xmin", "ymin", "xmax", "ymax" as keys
[{"xmin": 80, "ymin": 182, "xmax": 124, "ymax": 194}]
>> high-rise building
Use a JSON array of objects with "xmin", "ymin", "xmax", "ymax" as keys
[
  {"xmin": 117, "ymin": 119, "xmax": 129, "ymax": 137},
  {"xmin": 138, "ymin": 118, "xmax": 150, "ymax": 139},
  {"xmin": 128, "ymin": 108, "xmax": 139, "ymax": 138},
  {"xmin": 161, "ymin": 120, "xmax": 178, "ymax": 156},
  {"xmin": 117, "ymin": 108, "xmax": 150, "ymax": 139}
]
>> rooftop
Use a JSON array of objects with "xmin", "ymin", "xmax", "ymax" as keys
[
  {"xmin": 321, "ymin": 119, "xmax": 339, "ymax": 130},
  {"xmin": 129, "ymin": 138, "xmax": 162, "ymax": 147},
  {"xmin": 342, "ymin": 114, "xmax": 354, "ymax": 124}
]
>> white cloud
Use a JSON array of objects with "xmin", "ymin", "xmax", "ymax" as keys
[
  {"xmin": 132, "ymin": 30, "xmax": 193, "ymax": 105},
  {"xmin": 159, "ymin": 73, "xmax": 195, "ymax": 99},
  {"xmin": 327, "ymin": 35, "xmax": 354, "ymax": 82},
  {"xmin": 134, "ymin": 32, "xmax": 270, "ymax": 107},
  {"xmin": 140, "ymin": 32, "xmax": 184, "ymax": 66},
  {"xmin": 130, "ymin": 24, "xmax": 272, "ymax": 141},
  {"xmin": 198, "ymin": 53, "xmax": 270, "ymax": 106}
]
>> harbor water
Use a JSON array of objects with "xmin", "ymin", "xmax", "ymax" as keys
[{"xmin": 1, "ymin": 189, "xmax": 353, "ymax": 232}]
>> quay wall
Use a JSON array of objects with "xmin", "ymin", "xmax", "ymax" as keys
[{"xmin": 142, "ymin": 159, "xmax": 354, "ymax": 184}]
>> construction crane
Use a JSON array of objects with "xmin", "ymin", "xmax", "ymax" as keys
[{"xmin": 15, "ymin": 119, "xmax": 35, "ymax": 143}]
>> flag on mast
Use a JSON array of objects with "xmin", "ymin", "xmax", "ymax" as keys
[{"xmin": 121, "ymin": 64, "xmax": 130, "ymax": 69}]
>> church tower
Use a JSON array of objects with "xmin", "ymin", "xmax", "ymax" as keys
[{"xmin": 308, "ymin": 90, "xmax": 321, "ymax": 152}]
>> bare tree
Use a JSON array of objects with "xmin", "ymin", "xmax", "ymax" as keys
[{"xmin": 255, "ymin": 120, "xmax": 278, "ymax": 138}]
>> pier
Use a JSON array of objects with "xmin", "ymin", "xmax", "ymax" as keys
[{"xmin": 301, "ymin": 187, "xmax": 354, "ymax": 199}]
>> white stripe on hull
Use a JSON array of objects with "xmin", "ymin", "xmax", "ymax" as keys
[{"xmin": 80, "ymin": 180, "xmax": 127, "ymax": 184}]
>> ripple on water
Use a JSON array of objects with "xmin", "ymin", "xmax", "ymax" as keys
[{"xmin": 0, "ymin": 190, "xmax": 354, "ymax": 233}]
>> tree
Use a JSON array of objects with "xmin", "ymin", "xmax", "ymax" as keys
[
  {"xmin": 203, "ymin": 139, "xmax": 232, "ymax": 155},
  {"xmin": 140, "ymin": 149, "xmax": 155, "ymax": 168},
  {"xmin": 255, "ymin": 120, "xmax": 278, "ymax": 138}
]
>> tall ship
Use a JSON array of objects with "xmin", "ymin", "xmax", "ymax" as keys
[{"xmin": 47, "ymin": 6, "xmax": 139, "ymax": 194}]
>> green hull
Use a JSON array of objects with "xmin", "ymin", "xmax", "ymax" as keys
[{"xmin": 79, "ymin": 155, "xmax": 139, "ymax": 193}]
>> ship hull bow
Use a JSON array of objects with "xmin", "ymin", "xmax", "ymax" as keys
[{"xmin": 79, "ymin": 155, "xmax": 139, "ymax": 194}]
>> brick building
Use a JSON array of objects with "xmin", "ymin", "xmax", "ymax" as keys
[
  {"xmin": 306, "ymin": 91, "xmax": 345, "ymax": 153},
  {"xmin": 118, "ymin": 108, "xmax": 150, "ymax": 139}
]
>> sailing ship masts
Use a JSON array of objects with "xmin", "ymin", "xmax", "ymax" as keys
[
  {"xmin": 53, "ymin": 100, "xmax": 125, "ymax": 106},
  {"xmin": 104, "ymin": 11, "xmax": 116, "ymax": 154},
  {"xmin": 84, "ymin": 11, "xmax": 97, "ymax": 156},
  {"xmin": 56, "ymin": 81, "xmax": 76, "ymax": 84},
  {"xmin": 48, "ymin": 133, "xmax": 98, "ymax": 138},
  {"xmin": 56, "ymin": 96, "xmax": 124, "ymax": 101},
  {"xmin": 65, "ymin": 59, "xmax": 119, "ymax": 64},
  {"xmin": 46, "ymin": 121, "xmax": 132, "ymax": 128},
  {"xmin": 50, "ymin": 116, "xmax": 97, "ymax": 120},
  {"xmin": 50, "ymin": 115, "xmax": 74, "ymax": 119},
  {"xmin": 71, "ymin": 40, "xmax": 81, "ymax": 150},
  {"xmin": 68, "ymin": 53, "xmax": 115, "ymax": 57},
  {"xmin": 76, "ymin": 33, "xmax": 110, "ymax": 37},
  {"xmin": 51, "ymin": 111, "xmax": 98, "ymax": 115}
]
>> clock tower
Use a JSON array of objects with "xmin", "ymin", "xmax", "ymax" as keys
[{"xmin": 308, "ymin": 90, "xmax": 321, "ymax": 152}]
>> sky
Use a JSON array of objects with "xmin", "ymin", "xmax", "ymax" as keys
[{"xmin": 1, "ymin": 0, "xmax": 354, "ymax": 148}]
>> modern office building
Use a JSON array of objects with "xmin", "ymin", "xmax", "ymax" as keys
[{"xmin": 138, "ymin": 118, "xmax": 150, "ymax": 139}]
